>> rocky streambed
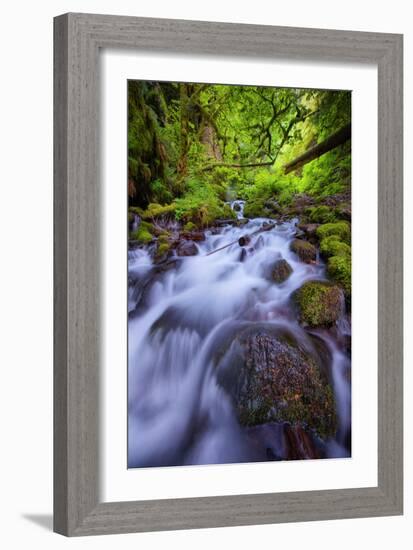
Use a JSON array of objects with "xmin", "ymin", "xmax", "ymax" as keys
[{"xmin": 127, "ymin": 202, "xmax": 351, "ymax": 467}]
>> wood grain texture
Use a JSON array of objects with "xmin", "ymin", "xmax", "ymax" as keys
[{"xmin": 53, "ymin": 13, "xmax": 403, "ymax": 536}]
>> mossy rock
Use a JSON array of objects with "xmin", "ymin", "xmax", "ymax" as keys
[
  {"xmin": 327, "ymin": 255, "xmax": 351, "ymax": 296},
  {"xmin": 183, "ymin": 221, "xmax": 197, "ymax": 232},
  {"xmin": 334, "ymin": 202, "xmax": 351, "ymax": 221},
  {"xmin": 320, "ymin": 235, "xmax": 351, "ymax": 259},
  {"xmin": 316, "ymin": 221, "xmax": 351, "ymax": 244},
  {"xmin": 216, "ymin": 323, "xmax": 337, "ymax": 439},
  {"xmin": 305, "ymin": 205, "xmax": 337, "ymax": 224},
  {"xmin": 154, "ymin": 234, "xmax": 173, "ymax": 262},
  {"xmin": 294, "ymin": 280, "xmax": 344, "ymax": 327},
  {"xmin": 290, "ymin": 239, "xmax": 316, "ymax": 263},
  {"xmin": 129, "ymin": 220, "xmax": 154, "ymax": 244},
  {"xmin": 272, "ymin": 259, "xmax": 293, "ymax": 284},
  {"xmin": 177, "ymin": 240, "xmax": 198, "ymax": 257},
  {"xmin": 141, "ymin": 202, "xmax": 176, "ymax": 220}
]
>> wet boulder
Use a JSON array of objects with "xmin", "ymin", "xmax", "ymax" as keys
[
  {"xmin": 271, "ymin": 258, "xmax": 293, "ymax": 284},
  {"xmin": 297, "ymin": 223, "xmax": 320, "ymax": 244},
  {"xmin": 216, "ymin": 323, "xmax": 337, "ymax": 440},
  {"xmin": 293, "ymin": 280, "xmax": 344, "ymax": 327},
  {"xmin": 177, "ymin": 240, "xmax": 198, "ymax": 256},
  {"xmin": 290, "ymin": 238, "xmax": 316, "ymax": 263},
  {"xmin": 180, "ymin": 230, "xmax": 205, "ymax": 242},
  {"xmin": 254, "ymin": 235, "xmax": 265, "ymax": 251}
]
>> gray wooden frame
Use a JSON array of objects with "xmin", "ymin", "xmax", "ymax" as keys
[{"xmin": 54, "ymin": 12, "xmax": 403, "ymax": 536}]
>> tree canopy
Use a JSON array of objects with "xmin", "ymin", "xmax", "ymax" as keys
[{"xmin": 128, "ymin": 80, "xmax": 351, "ymax": 224}]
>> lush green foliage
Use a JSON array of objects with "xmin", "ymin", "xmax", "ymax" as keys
[
  {"xmin": 174, "ymin": 179, "xmax": 235, "ymax": 227},
  {"xmin": 128, "ymin": 80, "xmax": 351, "ymax": 293},
  {"xmin": 128, "ymin": 81, "xmax": 351, "ymax": 218}
]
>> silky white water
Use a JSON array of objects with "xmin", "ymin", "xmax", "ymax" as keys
[{"xmin": 128, "ymin": 207, "xmax": 351, "ymax": 467}]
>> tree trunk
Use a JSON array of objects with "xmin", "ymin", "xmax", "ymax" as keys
[
  {"xmin": 201, "ymin": 124, "xmax": 222, "ymax": 161},
  {"xmin": 283, "ymin": 123, "xmax": 351, "ymax": 174},
  {"xmin": 177, "ymin": 83, "xmax": 190, "ymax": 179}
]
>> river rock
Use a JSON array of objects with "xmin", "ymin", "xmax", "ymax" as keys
[
  {"xmin": 293, "ymin": 280, "xmax": 344, "ymax": 327},
  {"xmin": 233, "ymin": 202, "xmax": 241, "ymax": 212},
  {"xmin": 239, "ymin": 248, "xmax": 248, "ymax": 262},
  {"xmin": 290, "ymin": 238, "xmax": 316, "ymax": 263},
  {"xmin": 180, "ymin": 230, "xmax": 205, "ymax": 242},
  {"xmin": 271, "ymin": 258, "xmax": 293, "ymax": 284},
  {"xmin": 216, "ymin": 323, "xmax": 337, "ymax": 440},
  {"xmin": 254, "ymin": 235, "xmax": 265, "ymax": 251},
  {"xmin": 297, "ymin": 223, "xmax": 320, "ymax": 244},
  {"xmin": 177, "ymin": 240, "xmax": 198, "ymax": 256}
]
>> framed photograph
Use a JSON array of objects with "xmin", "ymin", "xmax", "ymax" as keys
[{"xmin": 54, "ymin": 13, "xmax": 403, "ymax": 536}]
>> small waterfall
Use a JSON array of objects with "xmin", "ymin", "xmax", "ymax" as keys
[
  {"xmin": 230, "ymin": 199, "xmax": 246, "ymax": 219},
  {"xmin": 128, "ymin": 216, "xmax": 351, "ymax": 467}
]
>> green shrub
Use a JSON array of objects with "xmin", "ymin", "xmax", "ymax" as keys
[
  {"xmin": 150, "ymin": 179, "xmax": 173, "ymax": 204},
  {"xmin": 174, "ymin": 183, "xmax": 236, "ymax": 227}
]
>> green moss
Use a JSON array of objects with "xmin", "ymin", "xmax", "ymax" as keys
[
  {"xmin": 183, "ymin": 221, "xmax": 197, "ymax": 232},
  {"xmin": 153, "ymin": 233, "xmax": 172, "ymax": 261},
  {"xmin": 327, "ymin": 255, "xmax": 351, "ymax": 296},
  {"xmin": 129, "ymin": 206, "xmax": 144, "ymax": 217},
  {"xmin": 320, "ymin": 235, "xmax": 351, "ymax": 258},
  {"xmin": 141, "ymin": 202, "xmax": 176, "ymax": 219},
  {"xmin": 294, "ymin": 280, "xmax": 343, "ymax": 327},
  {"xmin": 305, "ymin": 205, "xmax": 337, "ymax": 224},
  {"xmin": 316, "ymin": 221, "xmax": 351, "ymax": 244},
  {"xmin": 130, "ymin": 220, "xmax": 154, "ymax": 244}
]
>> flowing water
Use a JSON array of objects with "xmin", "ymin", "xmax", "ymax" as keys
[{"xmin": 128, "ymin": 202, "xmax": 351, "ymax": 467}]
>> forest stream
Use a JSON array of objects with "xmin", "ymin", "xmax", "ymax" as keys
[{"xmin": 127, "ymin": 201, "xmax": 351, "ymax": 467}]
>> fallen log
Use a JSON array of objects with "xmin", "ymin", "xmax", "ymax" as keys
[
  {"xmin": 283, "ymin": 123, "xmax": 351, "ymax": 174},
  {"xmin": 206, "ymin": 222, "xmax": 275, "ymax": 256}
]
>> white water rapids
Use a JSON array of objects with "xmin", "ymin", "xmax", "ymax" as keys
[{"xmin": 128, "ymin": 201, "xmax": 351, "ymax": 467}]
